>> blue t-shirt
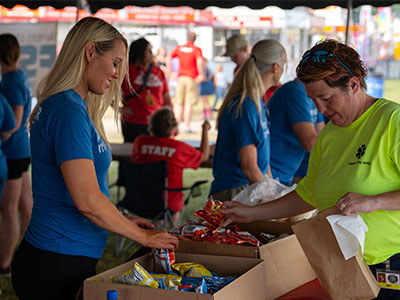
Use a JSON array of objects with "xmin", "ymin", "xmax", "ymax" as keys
[
  {"xmin": 0, "ymin": 69, "xmax": 32, "ymax": 159},
  {"xmin": 268, "ymin": 79, "xmax": 322, "ymax": 185},
  {"xmin": 25, "ymin": 89, "xmax": 111, "ymax": 259},
  {"xmin": 210, "ymin": 96, "xmax": 269, "ymax": 194},
  {"xmin": 0, "ymin": 93, "xmax": 16, "ymax": 184},
  {"xmin": 294, "ymin": 112, "xmax": 325, "ymax": 178}
]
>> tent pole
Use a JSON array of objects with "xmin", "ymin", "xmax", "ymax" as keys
[{"xmin": 345, "ymin": 0, "xmax": 353, "ymax": 44}]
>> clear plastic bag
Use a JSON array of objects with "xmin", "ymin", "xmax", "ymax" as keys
[{"xmin": 232, "ymin": 175, "xmax": 296, "ymax": 206}]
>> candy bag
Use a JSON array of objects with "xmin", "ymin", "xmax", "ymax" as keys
[
  {"xmin": 153, "ymin": 248, "xmax": 175, "ymax": 274},
  {"xmin": 112, "ymin": 262, "xmax": 158, "ymax": 288},
  {"xmin": 172, "ymin": 262, "xmax": 212, "ymax": 278}
]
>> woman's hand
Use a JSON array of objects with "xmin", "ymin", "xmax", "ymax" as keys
[
  {"xmin": 220, "ymin": 201, "xmax": 255, "ymax": 227},
  {"xmin": 125, "ymin": 216, "xmax": 154, "ymax": 229},
  {"xmin": 142, "ymin": 229, "xmax": 179, "ymax": 251},
  {"xmin": 337, "ymin": 192, "xmax": 377, "ymax": 216}
]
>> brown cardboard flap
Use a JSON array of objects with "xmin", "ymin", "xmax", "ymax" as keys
[
  {"xmin": 292, "ymin": 206, "xmax": 380, "ymax": 300},
  {"xmin": 259, "ymin": 234, "xmax": 316, "ymax": 299},
  {"xmin": 213, "ymin": 261, "xmax": 266, "ymax": 300},
  {"xmin": 177, "ymin": 239, "xmax": 258, "ymax": 258}
]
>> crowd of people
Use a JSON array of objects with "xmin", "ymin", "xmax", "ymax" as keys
[{"xmin": 0, "ymin": 15, "xmax": 399, "ymax": 300}]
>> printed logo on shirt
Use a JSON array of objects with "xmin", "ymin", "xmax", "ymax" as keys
[
  {"xmin": 310, "ymin": 108, "xmax": 319, "ymax": 124},
  {"xmin": 356, "ymin": 144, "xmax": 366, "ymax": 159},
  {"xmin": 347, "ymin": 144, "xmax": 371, "ymax": 166},
  {"xmin": 262, "ymin": 118, "xmax": 269, "ymax": 139},
  {"xmin": 134, "ymin": 73, "xmax": 163, "ymax": 88},
  {"xmin": 179, "ymin": 47, "xmax": 195, "ymax": 53},
  {"xmin": 95, "ymin": 131, "xmax": 108, "ymax": 154},
  {"xmin": 32, "ymin": 106, "xmax": 42, "ymax": 124},
  {"xmin": 141, "ymin": 144, "xmax": 176, "ymax": 157}
]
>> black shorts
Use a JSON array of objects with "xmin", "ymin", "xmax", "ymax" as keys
[
  {"xmin": 7, "ymin": 157, "xmax": 31, "ymax": 179},
  {"xmin": 12, "ymin": 239, "xmax": 98, "ymax": 300}
]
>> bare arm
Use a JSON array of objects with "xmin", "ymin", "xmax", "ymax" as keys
[
  {"xmin": 60, "ymin": 159, "xmax": 178, "ymax": 250},
  {"xmin": 292, "ymin": 122, "xmax": 319, "ymax": 152},
  {"xmin": 338, "ymin": 190, "xmax": 400, "ymax": 216},
  {"xmin": 0, "ymin": 131, "xmax": 13, "ymax": 142},
  {"xmin": 239, "ymin": 144, "xmax": 263, "ymax": 184},
  {"xmin": 163, "ymin": 92, "xmax": 172, "ymax": 108},
  {"xmin": 315, "ymin": 121, "xmax": 325, "ymax": 134},
  {"xmin": 195, "ymin": 57, "xmax": 205, "ymax": 83},
  {"xmin": 10, "ymin": 105, "xmax": 23, "ymax": 134},
  {"xmin": 199, "ymin": 120, "xmax": 211, "ymax": 162},
  {"xmin": 221, "ymin": 190, "xmax": 315, "ymax": 226}
]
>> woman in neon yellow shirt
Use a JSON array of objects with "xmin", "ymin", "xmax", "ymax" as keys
[{"xmin": 222, "ymin": 39, "xmax": 400, "ymax": 299}]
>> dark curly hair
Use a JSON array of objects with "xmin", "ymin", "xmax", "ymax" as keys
[
  {"xmin": 296, "ymin": 39, "xmax": 367, "ymax": 91},
  {"xmin": 148, "ymin": 107, "xmax": 178, "ymax": 138},
  {"xmin": 128, "ymin": 37, "xmax": 149, "ymax": 65},
  {"xmin": 0, "ymin": 34, "xmax": 20, "ymax": 66}
]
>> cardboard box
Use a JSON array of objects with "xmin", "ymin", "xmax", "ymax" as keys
[
  {"xmin": 83, "ymin": 252, "xmax": 266, "ymax": 300},
  {"xmin": 176, "ymin": 220, "xmax": 316, "ymax": 299}
]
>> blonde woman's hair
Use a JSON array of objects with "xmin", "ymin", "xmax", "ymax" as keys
[
  {"xmin": 29, "ymin": 17, "xmax": 129, "ymax": 143},
  {"xmin": 217, "ymin": 39, "xmax": 286, "ymax": 128}
]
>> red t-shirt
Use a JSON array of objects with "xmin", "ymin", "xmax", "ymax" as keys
[
  {"xmin": 263, "ymin": 83, "xmax": 281, "ymax": 105},
  {"xmin": 131, "ymin": 136, "xmax": 202, "ymax": 211},
  {"xmin": 170, "ymin": 41, "xmax": 203, "ymax": 79},
  {"xmin": 121, "ymin": 64, "xmax": 169, "ymax": 124}
]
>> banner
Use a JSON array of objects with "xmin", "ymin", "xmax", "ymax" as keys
[{"xmin": 0, "ymin": 22, "xmax": 57, "ymax": 96}]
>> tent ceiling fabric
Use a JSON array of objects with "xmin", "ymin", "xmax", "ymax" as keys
[{"xmin": 0, "ymin": 0, "xmax": 398, "ymax": 12}]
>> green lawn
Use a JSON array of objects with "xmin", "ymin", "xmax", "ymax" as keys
[{"xmin": 1, "ymin": 79, "xmax": 400, "ymax": 299}]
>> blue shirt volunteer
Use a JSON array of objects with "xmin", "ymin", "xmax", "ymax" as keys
[
  {"xmin": 0, "ymin": 93, "xmax": 16, "ymax": 192},
  {"xmin": 210, "ymin": 96, "xmax": 269, "ymax": 194},
  {"xmin": 25, "ymin": 89, "xmax": 112, "ymax": 259},
  {"xmin": 0, "ymin": 69, "xmax": 32, "ymax": 160},
  {"xmin": 268, "ymin": 79, "xmax": 322, "ymax": 185}
]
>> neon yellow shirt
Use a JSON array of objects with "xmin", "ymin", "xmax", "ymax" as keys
[{"xmin": 296, "ymin": 99, "xmax": 400, "ymax": 265}]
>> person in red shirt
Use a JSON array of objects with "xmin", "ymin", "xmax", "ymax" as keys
[
  {"xmin": 169, "ymin": 32, "xmax": 204, "ymax": 133},
  {"xmin": 131, "ymin": 107, "xmax": 210, "ymax": 225},
  {"xmin": 121, "ymin": 38, "xmax": 172, "ymax": 142}
]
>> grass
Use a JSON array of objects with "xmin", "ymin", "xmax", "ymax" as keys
[{"xmin": 1, "ymin": 80, "xmax": 400, "ymax": 299}]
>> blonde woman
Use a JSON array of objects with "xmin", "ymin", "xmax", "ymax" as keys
[
  {"xmin": 11, "ymin": 17, "xmax": 178, "ymax": 300},
  {"xmin": 210, "ymin": 39, "xmax": 286, "ymax": 201}
]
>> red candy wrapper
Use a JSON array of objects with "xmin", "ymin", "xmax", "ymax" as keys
[
  {"xmin": 194, "ymin": 197, "xmax": 226, "ymax": 227},
  {"xmin": 153, "ymin": 248, "xmax": 175, "ymax": 274},
  {"xmin": 170, "ymin": 224, "xmax": 209, "ymax": 240}
]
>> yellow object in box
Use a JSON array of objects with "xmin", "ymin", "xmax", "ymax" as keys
[
  {"xmin": 111, "ymin": 262, "xmax": 158, "ymax": 288},
  {"xmin": 172, "ymin": 262, "xmax": 212, "ymax": 278},
  {"xmin": 152, "ymin": 274, "xmax": 182, "ymax": 289}
]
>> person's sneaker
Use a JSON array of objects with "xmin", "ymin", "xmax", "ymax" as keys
[
  {"xmin": 184, "ymin": 127, "xmax": 196, "ymax": 134},
  {"xmin": 0, "ymin": 265, "xmax": 11, "ymax": 277}
]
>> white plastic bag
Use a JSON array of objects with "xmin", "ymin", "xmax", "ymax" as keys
[{"xmin": 232, "ymin": 175, "xmax": 296, "ymax": 206}]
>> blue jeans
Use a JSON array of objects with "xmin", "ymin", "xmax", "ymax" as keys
[
  {"xmin": 369, "ymin": 253, "xmax": 400, "ymax": 299},
  {"xmin": 213, "ymin": 86, "xmax": 226, "ymax": 109}
]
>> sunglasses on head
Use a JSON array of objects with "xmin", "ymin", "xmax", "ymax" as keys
[{"xmin": 300, "ymin": 49, "xmax": 354, "ymax": 77}]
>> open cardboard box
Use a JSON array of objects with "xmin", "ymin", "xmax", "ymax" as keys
[
  {"xmin": 176, "ymin": 220, "xmax": 316, "ymax": 299},
  {"xmin": 83, "ymin": 252, "xmax": 266, "ymax": 300}
]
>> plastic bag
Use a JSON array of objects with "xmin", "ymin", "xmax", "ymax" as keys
[{"xmin": 232, "ymin": 175, "xmax": 296, "ymax": 206}]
